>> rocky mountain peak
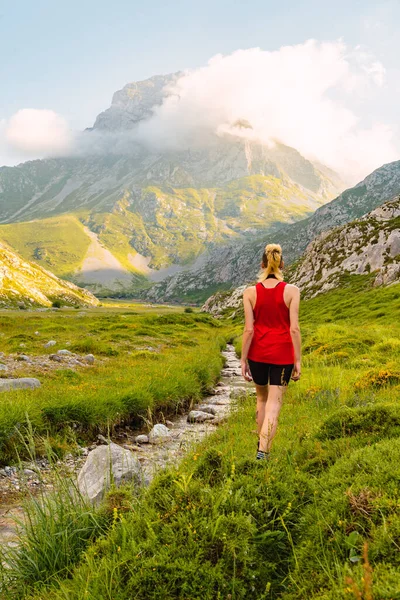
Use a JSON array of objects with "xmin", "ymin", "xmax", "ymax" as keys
[{"xmin": 93, "ymin": 72, "xmax": 180, "ymax": 131}]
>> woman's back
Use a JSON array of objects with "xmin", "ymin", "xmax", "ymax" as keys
[{"xmin": 247, "ymin": 280, "xmax": 294, "ymax": 364}]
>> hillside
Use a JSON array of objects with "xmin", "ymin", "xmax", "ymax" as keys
[
  {"xmin": 288, "ymin": 196, "xmax": 400, "ymax": 298},
  {"xmin": 0, "ymin": 240, "xmax": 98, "ymax": 308},
  {"xmin": 0, "ymin": 75, "xmax": 342, "ymax": 294},
  {"xmin": 145, "ymin": 159, "xmax": 400, "ymax": 302}
]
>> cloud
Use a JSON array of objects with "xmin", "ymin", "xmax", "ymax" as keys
[
  {"xmin": 137, "ymin": 40, "xmax": 398, "ymax": 182},
  {"xmin": 1, "ymin": 40, "xmax": 398, "ymax": 182},
  {"xmin": 3, "ymin": 109, "xmax": 72, "ymax": 160}
]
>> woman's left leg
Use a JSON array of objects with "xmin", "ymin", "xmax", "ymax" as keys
[{"xmin": 259, "ymin": 384, "xmax": 288, "ymax": 452}]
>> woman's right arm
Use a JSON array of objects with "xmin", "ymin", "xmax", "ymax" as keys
[{"xmin": 289, "ymin": 286, "xmax": 301, "ymax": 381}]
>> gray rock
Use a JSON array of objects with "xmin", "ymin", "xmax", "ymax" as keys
[
  {"xmin": 44, "ymin": 340, "xmax": 56, "ymax": 348},
  {"xmin": 84, "ymin": 354, "xmax": 95, "ymax": 364},
  {"xmin": 16, "ymin": 354, "xmax": 30, "ymax": 362},
  {"xmin": 187, "ymin": 410, "xmax": 216, "ymax": 423},
  {"xmin": 165, "ymin": 420, "xmax": 174, "ymax": 428},
  {"xmin": 0, "ymin": 364, "xmax": 8, "ymax": 371},
  {"xmin": 0, "ymin": 378, "xmax": 41, "ymax": 392},
  {"xmin": 49, "ymin": 354, "xmax": 63, "ymax": 362},
  {"xmin": 57, "ymin": 349, "xmax": 73, "ymax": 356},
  {"xmin": 148, "ymin": 424, "xmax": 171, "ymax": 444},
  {"xmin": 135, "ymin": 434, "xmax": 150, "ymax": 444},
  {"xmin": 196, "ymin": 405, "xmax": 217, "ymax": 415},
  {"xmin": 23, "ymin": 469, "xmax": 36, "ymax": 476},
  {"xmin": 77, "ymin": 442, "xmax": 142, "ymax": 504}
]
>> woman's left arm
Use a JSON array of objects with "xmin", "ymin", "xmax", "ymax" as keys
[{"xmin": 241, "ymin": 288, "xmax": 255, "ymax": 381}]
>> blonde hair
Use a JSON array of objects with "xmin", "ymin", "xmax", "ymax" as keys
[{"xmin": 258, "ymin": 243, "xmax": 284, "ymax": 282}]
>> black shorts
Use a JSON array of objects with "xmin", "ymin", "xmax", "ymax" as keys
[{"xmin": 247, "ymin": 359, "xmax": 294, "ymax": 386}]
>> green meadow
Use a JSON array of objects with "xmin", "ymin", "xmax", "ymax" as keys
[
  {"xmin": 2, "ymin": 278, "xmax": 400, "ymax": 599},
  {"xmin": 0, "ymin": 303, "xmax": 230, "ymax": 464}
]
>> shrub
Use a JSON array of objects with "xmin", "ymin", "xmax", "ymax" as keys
[
  {"xmin": 184, "ymin": 306, "xmax": 194, "ymax": 313},
  {"xmin": 51, "ymin": 299, "xmax": 62, "ymax": 308},
  {"xmin": 316, "ymin": 404, "xmax": 400, "ymax": 440},
  {"xmin": 354, "ymin": 368, "xmax": 400, "ymax": 390}
]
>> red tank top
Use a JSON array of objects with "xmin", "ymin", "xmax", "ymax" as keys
[{"xmin": 247, "ymin": 281, "xmax": 294, "ymax": 364}]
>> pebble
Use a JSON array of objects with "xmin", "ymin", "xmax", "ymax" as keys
[
  {"xmin": 49, "ymin": 354, "xmax": 63, "ymax": 362},
  {"xmin": 196, "ymin": 405, "xmax": 217, "ymax": 415},
  {"xmin": 135, "ymin": 434, "xmax": 149, "ymax": 444}
]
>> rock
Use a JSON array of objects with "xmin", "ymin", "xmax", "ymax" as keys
[
  {"xmin": 148, "ymin": 424, "xmax": 171, "ymax": 444},
  {"xmin": 35, "ymin": 331, "xmax": 39, "ymax": 335},
  {"xmin": 135, "ymin": 434, "xmax": 149, "ymax": 444},
  {"xmin": 16, "ymin": 354, "xmax": 30, "ymax": 362},
  {"xmin": 187, "ymin": 410, "xmax": 216, "ymax": 423},
  {"xmin": 49, "ymin": 354, "xmax": 63, "ymax": 362},
  {"xmin": 165, "ymin": 420, "xmax": 174, "ymax": 428},
  {"xmin": 23, "ymin": 469, "xmax": 36, "ymax": 476},
  {"xmin": 0, "ymin": 364, "xmax": 8, "ymax": 371},
  {"xmin": 44, "ymin": 340, "xmax": 56, "ymax": 348},
  {"xmin": 97, "ymin": 434, "xmax": 109, "ymax": 444},
  {"xmin": 77, "ymin": 442, "xmax": 142, "ymax": 504},
  {"xmin": 84, "ymin": 354, "xmax": 95, "ymax": 364},
  {"xmin": 214, "ymin": 386, "xmax": 231, "ymax": 395},
  {"xmin": 0, "ymin": 468, "xmax": 8, "ymax": 477},
  {"xmin": 0, "ymin": 378, "xmax": 41, "ymax": 392},
  {"xmin": 196, "ymin": 405, "xmax": 217, "ymax": 415},
  {"xmin": 57, "ymin": 349, "xmax": 73, "ymax": 356}
]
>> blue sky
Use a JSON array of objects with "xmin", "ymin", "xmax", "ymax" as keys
[{"xmin": 1, "ymin": 0, "xmax": 399, "ymax": 173}]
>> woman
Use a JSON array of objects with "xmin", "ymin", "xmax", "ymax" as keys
[{"xmin": 241, "ymin": 243, "xmax": 301, "ymax": 460}]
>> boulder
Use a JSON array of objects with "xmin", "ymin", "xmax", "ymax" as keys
[
  {"xmin": 57, "ymin": 349, "xmax": 73, "ymax": 356},
  {"xmin": 187, "ymin": 410, "xmax": 216, "ymax": 423},
  {"xmin": 0, "ymin": 378, "xmax": 41, "ymax": 392},
  {"xmin": 77, "ymin": 442, "xmax": 142, "ymax": 504},
  {"xmin": 16, "ymin": 355, "xmax": 30, "ymax": 362},
  {"xmin": 84, "ymin": 354, "xmax": 95, "ymax": 364},
  {"xmin": 135, "ymin": 434, "xmax": 150, "ymax": 444},
  {"xmin": 148, "ymin": 424, "xmax": 171, "ymax": 444}
]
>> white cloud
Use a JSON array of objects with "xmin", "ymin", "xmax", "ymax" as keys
[
  {"xmin": 1, "ymin": 40, "xmax": 398, "ymax": 182},
  {"xmin": 4, "ymin": 109, "xmax": 72, "ymax": 160},
  {"xmin": 137, "ymin": 40, "xmax": 398, "ymax": 182}
]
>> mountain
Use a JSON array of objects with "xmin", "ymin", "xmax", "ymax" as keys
[
  {"xmin": 143, "ymin": 160, "xmax": 400, "ymax": 302},
  {"xmin": 201, "ymin": 196, "xmax": 400, "ymax": 317},
  {"xmin": 288, "ymin": 196, "xmax": 400, "ymax": 298},
  {"xmin": 0, "ymin": 74, "xmax": 343, "ymax": 295},
  {"xmin": 0, "ymin": 240, "xmax": 98, "ymax": 308}
]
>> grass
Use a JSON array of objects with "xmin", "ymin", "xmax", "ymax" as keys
[
  {"xmin": 0, "ymin": 305, "xmax": 232, "ymax": 464},
  {"xmin": 2, "ymin": 280, "xmax": 400, "ymax": 598},
  {"xmin": 0, "ymin": 214, "xmax": 91, "ymax": 278}
]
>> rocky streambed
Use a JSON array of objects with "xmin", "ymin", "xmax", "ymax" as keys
[{"xmin": 0, "ymin": 344, "xmax": 253, "ymax": 548}]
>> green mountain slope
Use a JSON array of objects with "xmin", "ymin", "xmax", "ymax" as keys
[
  {"xmin": 0, "ymin": 215, "xmax": 91, "ymax": 278},
  {"xmin": 144, "ymin": 159, "xmax": 400, "ymax": 303},
  {"xmin": 0, "ymin": 240, "xmax": 98, "ymax": 308}
]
